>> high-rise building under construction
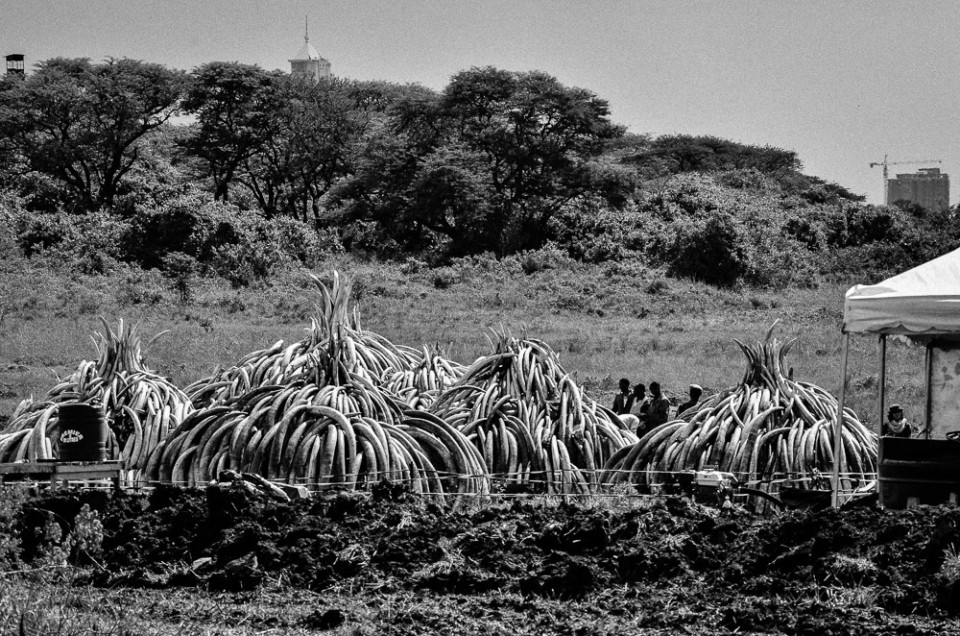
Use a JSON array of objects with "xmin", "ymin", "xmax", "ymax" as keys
[{"xmin": 886, "ymin": 168, "xmax": 950, "ymax": 211}]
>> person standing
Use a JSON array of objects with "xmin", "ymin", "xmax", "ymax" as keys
[
  {"xmin": 647, "ymin": 381, "xmax": 670, "ymax": 429},
  {"xmin": 677, "ymin": 384, "xmax": 703, "ymax": 416},
  {"xmin": 612, "ymin": 378, "xmax": 632, "ymax": 415},
  {"xmin": 629, "ymin": 383, "xmax": 648, "ymax": 420}
]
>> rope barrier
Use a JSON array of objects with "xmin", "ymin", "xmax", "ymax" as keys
[{"xmin": 98, "ymin": 466, "xmax": 878, "ymax": 503}]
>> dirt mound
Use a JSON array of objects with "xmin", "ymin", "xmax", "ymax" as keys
[{"xmin": 11, "ymin": 486, "xmax": 960, "ymax": 632}]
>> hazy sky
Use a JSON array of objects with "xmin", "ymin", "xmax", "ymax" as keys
[{"xmin": 2, "ymin": 1, "xmax": 958, "ymax": 205}]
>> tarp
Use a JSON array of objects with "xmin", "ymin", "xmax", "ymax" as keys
[{"xmin": 844, "ymin": 246, "xmax": 960, "ymax": 335}]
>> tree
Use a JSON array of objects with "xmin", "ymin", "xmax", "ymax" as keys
[
  {"xmin": 629, "ymin": 135, "xmax": 801, "ymax": 176},
  {"xmin": 331, "ymin": 68, "xmax": 628, "ymax": 257},
  {"xmin": 0, "ymin": 57, "xmax": 186, "ymax": 211},
  {"xmin": 440, "ymin": 67, "xmax": 626, "ymax": 253},
  {"xmin": 238, "ymin": 75, "xmax": 365, "ymax": 222},
  {"xmin": 180, "ymin": 62, "xmax": 279, "ymax": 202}
]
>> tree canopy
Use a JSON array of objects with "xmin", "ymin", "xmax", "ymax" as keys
[
  {"xmin": 4, "ymin": 56, "xmax": 928, "ymax": 288},
  {"xmin": 0, "ymin": 57, "xmax": 186, "ymax": 211},
  {"xmin": 333, "ymin": 66, "xmax": 628, "ymax": 256}
]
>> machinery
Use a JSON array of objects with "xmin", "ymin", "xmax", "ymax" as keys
[{"xmin": 659, "ymin": 468, "xmax": 795, "ymax": 510}]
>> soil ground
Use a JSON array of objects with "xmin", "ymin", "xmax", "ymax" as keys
[{"xmin": 3, "ymin": 485, "xmax": 960, "ymax": 635}]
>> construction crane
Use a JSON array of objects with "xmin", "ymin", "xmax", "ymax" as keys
[{"xmin": 869, "ymin": 155, "xmax": 942, "ymax": 205}]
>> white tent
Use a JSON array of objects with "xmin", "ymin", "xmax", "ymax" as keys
[
  {"xmin": 845, "ymin": 246, "xmax": 960, "ymax": 336},
  {"xmin": 833, "ymin": 246, "xmax": 960, "ymax": 505}
]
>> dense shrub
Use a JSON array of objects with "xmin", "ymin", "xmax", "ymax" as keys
[
  {"xmin": 161, "ymin": 251, "xmax": 199, "ymax": 301},
  {"xmin": 15, "ymin": 211, "xmax": 79, "ymax": 256},
  {"xmin": 515, "ymin": 243, "xmax": 576, "ymax": 275},
  {"xmin": 637, "ymin": 176, "xmax": 820, "ymax": 288},
  {"xmin": 11, "ymin": 192, "xmax": 342, "ymax": 287},
  {"xmin": 8, "ymin": 171, "xmax": 81, "ymax": 215},
  {"xmin": 115, "ymin": 266, "xmax": 167, "ymax": 306},
  {"xmin": 124, "ymin": 194, "xmax": 246, "ymax": 269},
  {"xmin": 715, "ymin": 168, "xmax": 773, "ymax": 191},
  {"xmin": 0, "ymin": 198, "xmax": 16, "ymax": 258},
  {"xmin": 126, "ymin": 194, "xmax": 338, "ymax": 286},
  {"xmin": 15, "ymin": 210, "xmax": 130, "ymax": 273},
  {"xmin": 826, "ymin": 204, "xmax": 901, "ymax": 247},
  {"xmin": 548, "ymin": 198, "xmax": 643, "ymax": 264},
  {"xmin": 664, "ymin": 211, "xmax": 748, "ymax": 287}
]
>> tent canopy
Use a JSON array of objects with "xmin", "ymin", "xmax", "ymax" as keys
[{"xmin": 844, "ymin": 246, "xmax": 960, "ymax": 336}]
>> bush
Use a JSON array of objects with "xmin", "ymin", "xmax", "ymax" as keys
[
  {"xmin": 716, "ymin": 168, "xmax": 772, "ymax": 191},
  {"xmin": 665, "ymin": 212, "xmax": 747, "ymax": 287},
  {"xmin": 0, "ymin": 196, "xmax": 20, "ymax": 258},
  {"xmin": 161, "ymin": 251, "xmax": 199, "ymax": 302},
  {"xmin": 15, "ymin": 211, "xmax": 79, "ymax": 256},
  {"xmin": 547, "ymin": 197, "xmax": 639, "ymax": 264},
  {"xmin": 432, "ymin": 267, "xmax": 461, "ymax": 289},
  {"xmin": 115, "ymin": 267, "xmax": 166, "ymax": 306},
  {"xmin": 826, "ymin": 204, "xmax": 901, "ymax": 247},
  {"xmin": 123, "ymin": 194, "xmax": 338, "ymax": 286},
  {"xmin": 9, "ymin": 171, "xmax": 80, "ymax": 214},
  {"xmin": 124, "ymin": 194, "xmax": 244, "ymax": 269},
  {"xmin": 14, "ymin": 210, "xmax": 130, "ymax": 275},
  {"xmin": 515, "ymin": 243, "xmax": 575, "ymax": 275},
  {"xmin": 0, "ymin": 487, "xmax": 29, "ymax": 568}
]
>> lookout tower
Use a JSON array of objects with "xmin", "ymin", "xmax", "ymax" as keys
[
  {"xmin": 5, "ymin": 54, "xmax": 24, "ymax": 76},
  {"xmin": 289, "ymin": 18, "xmax": 331, "ymax": 81}
]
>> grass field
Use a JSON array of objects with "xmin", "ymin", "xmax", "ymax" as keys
[
  {"xmin": 0, "ymin": 250, "xmax": 948, "ymax": 636},
  {"xmin": 0, "ymin": 252, "xmax": 927, "ymax": 434}
]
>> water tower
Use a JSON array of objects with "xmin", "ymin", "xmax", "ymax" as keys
[{"xmin": 5, "ymin": 54, "xmax": 24, "ymax": 76}]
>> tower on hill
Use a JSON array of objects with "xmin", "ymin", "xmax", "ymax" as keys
[
  {"xmin": 5, "ymin": 54, "xmax": 24, "ymax": 76},
  {"xmin": 289, "ymin": 18, "xmax": 331, "ymax": 81}
]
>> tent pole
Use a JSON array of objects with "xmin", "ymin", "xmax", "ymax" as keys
[
  {"xmin": 877, "ymin": 335, "xmax": 887, "ymax": 432},
  {"xmin": 924, "ymin": 344, "xmax": 933, "ymax": 439},
  {"xmin": 832, "ymin": 332, "xmax": 851, "ymax": 508}
]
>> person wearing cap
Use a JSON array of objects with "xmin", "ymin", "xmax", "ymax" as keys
[
  {"xmin": 678, "ymin": 384, "xmax": 703, "ymax": 416},
  {"xmin": 882, "ymin": 404, "xmax": 911, "ymax": 438}
]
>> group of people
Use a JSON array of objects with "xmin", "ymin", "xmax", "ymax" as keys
[
  {"xmin": 616, "ymin": 381, "xmax": 921, "ymax": 439},
  {"xmin": 612, "ymin": 379, "xmax": 703, "ymax": 434}
]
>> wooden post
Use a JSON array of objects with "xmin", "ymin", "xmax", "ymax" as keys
[
  {"xmin": 832, "ymin": 332, "xmax": 851, "ymax": 508},
  {"xmin": 924, "ymin": 343, "xmax": 933, "ymax": 439}
]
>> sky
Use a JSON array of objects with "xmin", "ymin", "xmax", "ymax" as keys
[{"xmin": 2, "ymin": 0, "xmax": 958, "ymax": 205}]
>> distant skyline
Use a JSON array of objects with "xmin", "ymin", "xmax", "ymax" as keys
[{"xmin": 2, "ymin": 0, "xmax": 958, "ymax": 205}]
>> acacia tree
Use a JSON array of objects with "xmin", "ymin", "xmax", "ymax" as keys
[
  {"xmin": 239, "ymin": 75, "xmax": 365, "ymax": 222},
  {"xmin": 334, "ymin": 67, "xmax": 627, "ymax": 256},
  {"xmin": 443, "ymin": 68, "xmax": 625, "ymax": 253},
  {"xmin": 633, "ymin": 134, "xmax": 802, "ymax": 175},
  {"xmin": 180, "ymin": 62, "xmax": 279, "ymax": 202},
  {"xmin": 0, "ymin": 57, "xmax": 186, "ymax": 211}
]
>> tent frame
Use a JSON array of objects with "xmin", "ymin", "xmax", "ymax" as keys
[
  {"xmin": 834, "ymin": 246, "xmax": 960, "ymax": 507},
  {"xmin": 831, "ymin": 333, "xmax": 850, "ymax": 508},
  {"xmin": 832, "ymin": 330, "xmax": 946, "ymax": 507}
]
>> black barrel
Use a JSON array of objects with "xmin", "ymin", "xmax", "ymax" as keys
[
  {"xmin": 878, "ymin": 437, "xmax": 960, "ymax": 509},
  {"xmin": 56, "ymin": 403, "xmax": 107, "ymax": 462}
]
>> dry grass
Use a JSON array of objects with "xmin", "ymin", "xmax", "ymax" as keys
[{"xmin": 0, "ymin": 252, "xmax": 926, "ymax": 434}]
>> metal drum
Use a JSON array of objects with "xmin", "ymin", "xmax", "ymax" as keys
[
  {"xmin": 878, "ymin": 437, "xmax": 960, "ymax": 509},
  {"xmin": 56, "ymin": 403, "xmax": 107, "ymax": 462}
]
